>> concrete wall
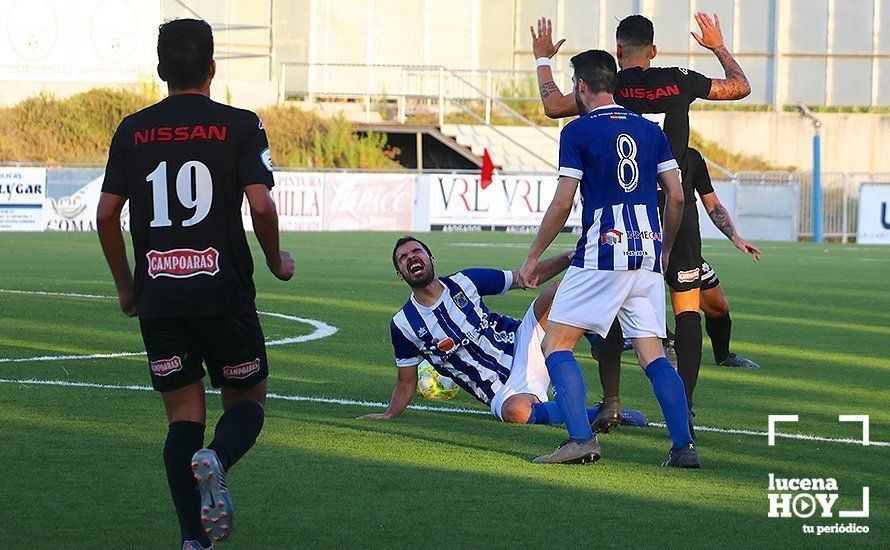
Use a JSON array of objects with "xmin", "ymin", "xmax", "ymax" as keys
[{"xmin": 690, "ymin": 111, "xmax": 890, "ymax": 173}]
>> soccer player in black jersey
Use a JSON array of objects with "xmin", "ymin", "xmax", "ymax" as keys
[
  {"xmin": 97, "ymin": 19, "xmax": 294, "ymax": 550},
  {"xmin": 530, "ymin": 13, "xmax": 750, "ymax": 432},
  {"xmin": 685, "ymin": 148, "xmax": 760, "ymax": 369}
]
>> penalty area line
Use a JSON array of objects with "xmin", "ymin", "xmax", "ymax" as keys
[{"xmin": 0, "ymin": 377, "xmax": 885, "ymax": 447}]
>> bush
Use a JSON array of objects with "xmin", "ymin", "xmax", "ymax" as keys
[{"xmin": 0, "ymin": 89, "xmax": 397, "ymax": 168}]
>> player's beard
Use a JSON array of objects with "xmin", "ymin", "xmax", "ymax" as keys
[
  {"xmin": 574, "ymin": 93, "xmax": 588, "ymax": 116},
  {"xmin": 573, "ymin": 81, "xmax": 589, "ymax": 115},
  {"xmin": 402, "ymin": 265, "xmax": 435, "ymax": 288}
]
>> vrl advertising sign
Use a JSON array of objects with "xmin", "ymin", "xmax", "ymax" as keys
[
  {"xmin": 856, "ymin": 183, "xmax": 890, "ymax": 244},
  {"xmin": 428, "ymin": 175, "xmax": 582, "ymax": 231}
]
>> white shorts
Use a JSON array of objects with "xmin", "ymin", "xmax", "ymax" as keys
[
  {"xmin": 490, "ymin": 299, "xmax": 550, "ymax": 420},
  {"xmin": 549, "ymin": 266, "xmax": 666, "ymax": 339}
]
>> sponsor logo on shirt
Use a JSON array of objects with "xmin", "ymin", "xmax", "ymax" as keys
[
  {"xmin": 628, "ymin": 230, "xmax": 662, "ymax": 240},
  {"xmin": 133, "ymin": 125, "xmax": 227, "ymax": 146},
  {"xmin": 150, "ymin": 356, "xmax": 183, "ymax": 376},
  {"xmin": 437, "ymin": 337, "xmax": 456, "ymax": 352},
  {"xmin": 146, "ymin": 247, "xmax": 220, "ymax": 279},
  {"xmin": 677, "ymin": 267, "xmax": 701, "ymax": 283},
  {"xmin": 601, "ymin": 229, "xmax": 623, "ymax": 245},
  {"xmin": 222, "ymin": 358, "xmax": 262, "ymax": 379},
  {"xmin": 617, "ymin": 84, "xmax": 681, "ymax": 101}
]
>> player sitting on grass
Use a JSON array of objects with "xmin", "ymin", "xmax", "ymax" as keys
[{"xmin": 359, "ymin": 236, "xmax": 647, "ymax": 427}]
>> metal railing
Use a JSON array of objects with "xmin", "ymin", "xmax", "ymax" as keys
[
  {"xmin": 280, "ymin": 62, "xmax": 563, "ymax": 170},
  {"xmin": 736, "ymin": 170, "xmax": 890, "ymax": 242}
]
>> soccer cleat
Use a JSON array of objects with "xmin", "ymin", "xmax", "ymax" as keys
[
  {"xmin": 533, "ymin": 437, "xmax": 601, "ymax": 465},
  {"xmin": 182, "ymin": 540, "xmax": 213, "ymax": 550},
  {"xmin": 718, "ymin": 353, "xmax": 759, "ymax": 368},
  {"xmin": 591, "ymin": 397, "xmax": 622, "ymax": 433},
  {"xmin": 191, "ymin": 449, "xmax": 234, "ymax": 542},
  {"xmin": 661, "ymin": 443, "xmax": 700, "ymax": 468}
]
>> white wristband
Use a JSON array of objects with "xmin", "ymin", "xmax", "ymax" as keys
[{"xmin": 535, "ymin": 57, "xmax": 552, "ymax": 68}]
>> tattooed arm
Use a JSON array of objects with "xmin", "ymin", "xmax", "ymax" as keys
[
  {"xmin": 700, "ymin": 192, "xmax": 761, "ymax": 261},
  {"xmin": 691, "ymin": 12, "xmax": 751, "ymax": 100},
  {"xmin": 530, "ymin": 17, "xmax": 580, "ymax": 118}
]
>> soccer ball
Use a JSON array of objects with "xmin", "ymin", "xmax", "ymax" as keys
[{"xmin": 417, "ymin": 361, "xmax": 459, "ymax": 400}]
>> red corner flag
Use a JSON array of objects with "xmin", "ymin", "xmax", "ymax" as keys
[{"xmin": 481, "ymin": 149, "xmax": 495, "ymax": 189}]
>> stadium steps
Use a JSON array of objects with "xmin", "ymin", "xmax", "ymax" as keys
[{"xmin": 440, "ymin": 124, "xmax": 560, "ymax": 173}]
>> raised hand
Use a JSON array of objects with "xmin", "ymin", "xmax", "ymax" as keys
[
  {"xmin": 530, "ymin": 17, "xmax": 566, "ymax": 58},
  {"xmin": 691, "ymin": 12, "xmax": 725, "ymax": 51}
]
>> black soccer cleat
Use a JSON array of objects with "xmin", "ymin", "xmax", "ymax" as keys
[
  {"xmin": 191, "ymin": 449, "xmax": 234, "ymax": 542},
  {"xmin": 533, "ymin": 437, "xmax": 602, "ymax": 465},
  {"xmin": 718, "ymin": 353, "xmax": 759, "ymax": 368},
  {"xmin": 591, "ymin": 397, "xmax": 622, "ymax": 434},
  {"xmin": 661, "ymin": 443, "xmax": 700, "ymax": 468}
]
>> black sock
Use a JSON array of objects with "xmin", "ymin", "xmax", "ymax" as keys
[
  {"xmin": 596, "ymin": 320, "xmax": 623, "ymax": 400},
  {"xmin": 674, "ymin": 311, "xmax": 702, "ymax": 404},
  {"xmin": 164, "ymin": 421, "xmax": 210, "ymax": 545},
  {"xmin": 705, "ymin": 312, "xmax": 732, "ymax": 363},
  {"xmin": 208, "ymin": 400, "xmax": 265, "ymax": 472}
]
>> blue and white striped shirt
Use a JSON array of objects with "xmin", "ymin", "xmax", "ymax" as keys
[
  {"xmin": 558, "ymin": 104, "xmax": 678, "ymax": 272},
  {"xmin": 390, "ymin": 269, "xmax": 519, "ymax": 405}
]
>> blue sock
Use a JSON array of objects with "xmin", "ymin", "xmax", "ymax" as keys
[
  {"xmin": 528, "ymin": 401, "xmax": 604, "ymax": 425},
  {"xmin": 544, "ymin": 350, "xmax": 593, "ymax": 442},
  {"xmin": 645, "ymin": 357, "xmax": 693, "ymax": 450}
]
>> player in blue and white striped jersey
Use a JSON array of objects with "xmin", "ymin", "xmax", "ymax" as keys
[
  {"xmin": 518, "ymin": 50, "xmax": 697, "ymax": 467},
  {"xmin": 359, "ymin": 236, "xmax": 647, "ymax": 427}
]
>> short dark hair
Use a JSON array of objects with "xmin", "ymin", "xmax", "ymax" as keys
[
  {"xmin": 392, "ymin": 236, "xmax": 433, "ymax": 269},
  {"xmin": 616, "ymin": 15, "xmax": 654, "ymax": 49},
  {"xmin": 569, "ymin": 50, "xmax": 618, "ymax": 94},
  {"xmin": 157, "ymin": 19, "xmax": 214, "ymax": 90}
]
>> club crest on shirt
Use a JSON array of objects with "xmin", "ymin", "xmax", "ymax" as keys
[
  {"xmin": 601, "ymin": 229, "xmax": 623, "ymax": 246},
  {"xmin": 452, "ymin": 291, "xmax": 469, "ymax": 308}
]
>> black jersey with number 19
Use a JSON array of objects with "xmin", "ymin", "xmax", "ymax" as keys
[{"xmin": 102, "ymin": 93, "xmax": 274, "ymax": 319}]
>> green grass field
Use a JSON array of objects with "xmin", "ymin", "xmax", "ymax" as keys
[{"xmin": 1, "ymin": 232, "xmax": 888, "ymax": 548}]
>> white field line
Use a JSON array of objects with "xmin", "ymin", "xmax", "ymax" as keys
[
  {"xmin": 0, "ymin": 377, "xmax": 885, "ymax": 447},
  {"xmin": 0, "ymin": 289, "xmax": 338, "ymax": 363},
  {"xmin": 2, "ymin": 289, "xmax": 885, "ymax": 447}
]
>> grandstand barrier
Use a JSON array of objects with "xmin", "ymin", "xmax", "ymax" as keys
[{"xmin": 2, "ymin": 165, "xmax": 885, "ymax": 243}]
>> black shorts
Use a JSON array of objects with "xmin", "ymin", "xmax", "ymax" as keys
[
  {"xmin": 139, "ymin": 312, "xmax": 268, "ymax": 393},
  {"xmin": 665, "ymin": 202, "xmax": 703, "ymax": 292},
  {"xmin": 700, "ymin": 258, "xmax": 721, "ymax": 291}
]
